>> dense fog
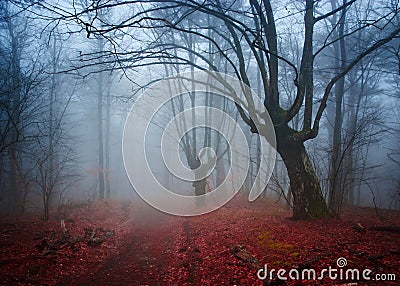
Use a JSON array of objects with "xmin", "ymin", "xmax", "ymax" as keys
[{"xmin": 0, "ymin": 0, "xmax": 399, "ymax": 219}]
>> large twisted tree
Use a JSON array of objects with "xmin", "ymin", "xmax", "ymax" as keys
[{"xmin": 22, "ymin": 0, "xmax": 400, "ymax": 219}]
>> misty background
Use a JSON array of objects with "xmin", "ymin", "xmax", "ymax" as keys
[{"xmin": 0, "ymin": 0, "xmax": 399, "ymax": 219}]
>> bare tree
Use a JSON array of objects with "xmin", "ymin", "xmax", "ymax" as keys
[
  {"xmin": 0, "ymin": 1, "xmax": 46, "ymax": 214},
  {"xmin": 22, "ymin": 0, "xmax": 400, "ymax": 219}
]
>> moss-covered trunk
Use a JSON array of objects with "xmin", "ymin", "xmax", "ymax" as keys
[{"xmin": 277, "ymin": 138, "xmax": 328, "ymax": 219}]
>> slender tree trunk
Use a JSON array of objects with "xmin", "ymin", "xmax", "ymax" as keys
[
  {"xmin": 105, "ymin": 77, "xmax": 111, "ymax": 199},
  {"xmin": 8, "ymin": 22, "xmax": 21, "ymax": 215},
  {"xmin": 328, "ymin": 0, "xmax": 347, "ymax": 217},
  {"xmin": 8, "ymin": 148, "xmax": 17, "ymax": 214},
  {"xmin": 97, "ymin": 36, "xmax": 105, "ymax": 200},
  {"xmin": 344, "ymin": 82, "xmax": 357, "ymax": 205},
  {"xmin": 48, "ymin": 33, "xmax": 60, "ymax": 209},
  {"xmin": 215, "ymin": 152, "xmax": 225, "ymax": 187},
  {"xmin": 98, "ymin": 85, "xmax": 105, "ymax": 200},
  {"xmin": 329, "ymin": 87, "xmax": 344, "ymax": 217},
  {"xmin": 242, "ymin": 127, "xmax": 252, "ymax": 198},
  {"xmin": 43, "ymin": 192, "xmax": 49, "ymax": 221}
]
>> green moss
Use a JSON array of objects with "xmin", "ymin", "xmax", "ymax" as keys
[
  {"xmin": 269, "ymin": 107, "xmax": 287, "ymax": 124},
  {"xmin": 272, "ymin": 260, "xmax": 292, "ymax": 267},
  {"xmin": 307, "ymin": 193, "xmax": 329, "ymax": 219},
  {"xmin": 256, "ymin": 231, "xmax": 295, "ymax": 254}
]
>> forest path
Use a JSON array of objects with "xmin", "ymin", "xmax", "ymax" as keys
[
  {"xmin": 58, "ymin": 199, "xmax": 253, "ymax": 285},
  {"xmin": 60, "ymin": 201, "xmax": 191, "ymax": 285},
  {"xmin": 2, "ymin": 198, "xmax": 399, "ymax": 285}
]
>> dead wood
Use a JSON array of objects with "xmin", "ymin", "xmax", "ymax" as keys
[
  {"xmin": 298, "ymin": 254, "xmax": 326, "ymax": 269},
  {"xmin": 0, "ymin": 224, "xmax": 17, "ymax": 234},
  {"xmin": 369, "ymin": 226, "xmax": 400, "ymax": 233},
  {"xmin": 35, "ymin": 222, "xmax": 114, "ymax": 256},
  {"xmin": 231, "ymin": 244, "xmax": 262, "ymax": 270},
  {"xmin": 60, "ymin": 219, "xmax": 70, "ymax": 238},
  {"xmin": 352, "ymin": 223, "xmax": 366, "ymax": 233},
  {"xmin": 87, "ymin": 228, "xmax": 115, "ymax": 246}
]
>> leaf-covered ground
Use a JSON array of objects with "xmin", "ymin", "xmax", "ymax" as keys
[{"xmin": 1, "ymin": 198, "xmax": 399, "ymax": 285}]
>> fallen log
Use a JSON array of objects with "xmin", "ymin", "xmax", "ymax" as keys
[
  {"xmin": 60, "ymin": 219, "xmax": 70, "ymax": 238},
  {"xmin": 231, "ymin": 245, "xmax": 292, "ymax": 286},
  {"xmin": 87, "ymin": 228, "xmax": 115, "ymax": 246},
  {"xmin": 35, "ymin": 221, "xmax": 114, "ymax": 256},
  {"xmin": 369, "ymin": 226, "xmax": 400, "ymax": 234},
  {"xmin": 298, "ymin": 254, "xmax": 326, "ymax": 269},
  {"xmin": 352, "ymin": 223, "xmax": 366, "ymax": 233},
  {"xmin": 231, "ymin": 244, "xmax": 262, "ymax": 270},
  {"xmin": 0, "ymin": 223, "xmax": 17, "ymax": 234}
]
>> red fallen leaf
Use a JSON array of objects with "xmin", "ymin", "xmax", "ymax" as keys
[{"xmin": 1, "ymin": 199, "xmax": 400, "ymax": 285}]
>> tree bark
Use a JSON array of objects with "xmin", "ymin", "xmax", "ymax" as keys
[
  {"xmin": 8, "ymin": 17, "xmax": 22, "ymax": 215},
  {"xmin": 344, "ymin": 78, "xmax": 360, "ymax": 206},
  {"xmin": 105, "ymin": 76, "xmax": 111, "ymax": 199},
  {"xmin": 328, "ymin": 0, "xmax": 347, "ymax": 217},
  {"xmin": 189, "ymin": 158, "xmax": 206, "ymax": 208},
  {"xmin": 276, "ymin": 128, "xmax": 328, "ymax": 219},
  {"xmin": 97, "ymin": 33, "xmax": 105, "ymax": 200}
]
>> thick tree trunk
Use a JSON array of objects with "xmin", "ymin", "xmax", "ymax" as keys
[
  {"xmin": 193, "ymin": 179, "xmax": 206, "ymax": 196},
  {"xmin": 192, "ymin": 172, "xmax": 206, "ymax": 208},
  {"xmin": 189, "ymin": 157, "xmax": 207, "ymax": 208},
  {"xmin": 277, "ymin": 139, "xmax": 328, "ymax": 219}
]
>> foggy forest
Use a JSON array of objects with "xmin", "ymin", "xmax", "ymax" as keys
[{"xmin": 0, "ymin": 0, "xmax": 400, "ymax": 285}]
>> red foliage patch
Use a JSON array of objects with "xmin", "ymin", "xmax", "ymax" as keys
[{"xmin": 1, "ymin": 198, "xmax": 399, "ymax": 285}]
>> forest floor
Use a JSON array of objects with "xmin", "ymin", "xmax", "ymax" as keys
[{"xmin": 0, "ymin": 197, "xmax": 399, "ymax": 285}]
